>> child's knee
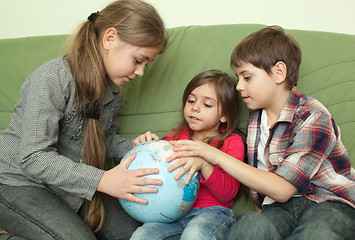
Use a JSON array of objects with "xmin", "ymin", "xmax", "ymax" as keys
[
  {"xmin": 228, "ymin": 211, "xmax": 281, "ymax": 240},
  {"xmin": 130, "ymin": 226, "xmax": 156, "ymax": 240},
  {"xmin": 181, "ymin": 224, "xmax": 208, "ymax": 240}
]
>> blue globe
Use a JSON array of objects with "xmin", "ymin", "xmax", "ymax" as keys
[{"xmin": 119, "ymin": 140, "xmax": 200, "ymax": 223}]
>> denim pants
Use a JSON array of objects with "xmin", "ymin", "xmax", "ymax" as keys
[
  {"xmin": 228, "ymin": 197, "xmax": 355, "ymax": 240},
  {"xmin": 130, "ymin": 206, "xmax": 235, "ymax": 240},
  {"xmin": 0, "ymin": 184, "xmax": 142, "ymax": 240}
]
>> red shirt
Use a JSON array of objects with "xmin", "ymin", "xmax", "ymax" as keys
[{"xmin": 165, "ymin": 127, "xmax": 245, "ymax": 209}]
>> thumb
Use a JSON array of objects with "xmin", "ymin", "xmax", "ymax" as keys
[{"xmin": 121, "ymin": 152, "xmax": 136, "ymax": 169}]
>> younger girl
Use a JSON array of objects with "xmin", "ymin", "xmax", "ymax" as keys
[
  {"xmin": 0, "ymin": 0, "xmax": 167, "ymax": 239},
  {"xmin": 131, "ymin": 70, "xmax": 245, "ymax": 240}
]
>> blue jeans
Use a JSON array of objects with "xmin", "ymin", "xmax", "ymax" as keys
[
  {"xmin": 228, "ymin": 197, "xmax": 355, "ymax": 240},
  {"xmin": 131, "ymin": 206, "xmax": 235, "ymax": 240},
  {"xmin": 0, "ymin": 184, "xmax": 142, "ymax": 240}
]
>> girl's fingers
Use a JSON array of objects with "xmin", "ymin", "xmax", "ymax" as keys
[
  {"xmin": 166, "ymin": 151, "xmax": 195, "ymax": 162},
  {"xmin": 133, "ymin": 167, "xmax": 160, "ymax": 177},
  {"xmin": 151, "ymin": 133, "xmax": 159, "ymax": 140},
  {"xmin": 123, "ymin": 183, "xmax": 161, "ymax": 204},
  {"xmin": 167, "ymin": 158, "xmax": 186, "ymax": 172},
  {"xmin": 174, "ymin": 165, "xmax": 189, "ymax": 180},
  {"xmin": 166, "ymin": 152, "xmax": 179, "ymax": 162},
  {"xmin": 120, "ymin": 152, "xmax": 161, "ymax": 177},
  {"xmin": 133, "ymin": 172, "xmax": 162, "ymax": 186},
  {"xmin": 133, "ymin": 131, "xmax": 159, "ymax": 146},
  {"xmin": 121, "ymin": 152, "xmax": 136, "ymax": 168},
  {"xmin": 123, "ymin": 193, "xmax": 148, "ymax": 204},
  {"xmin": 132, "ymin": 185, "xmax": 159, "ymax": 194},
  {"xmin": 184, "ymin": 170, "xmax": 196, "ymax": 185},
  {"xmin": 144, "ymin": 131, "xmax": 152, "ymax": 141}
]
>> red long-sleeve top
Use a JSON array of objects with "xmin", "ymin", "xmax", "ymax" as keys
[{"xmin": 165, "ymin": 127, "xmax": 245, "ymax": 209}]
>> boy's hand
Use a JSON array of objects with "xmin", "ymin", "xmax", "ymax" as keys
[
  {"xmin": 167, "ymin": 140, "xmax": 222, "ymax": 165},
  {"xmin": 132, "ymin": 131, "xmax": 159, "ymax": 146}
]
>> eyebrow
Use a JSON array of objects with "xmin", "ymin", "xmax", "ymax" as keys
[
  {"xmin": 189, "ymin": 92, "xmax": 217, "ymax": 103},
  {"xmin": 140, "ymin": 54, "xmax": 152, "ymax": 61},
  {"xmin": 236, "ymin": 70, "xmax": 247, "ymax": 76}
]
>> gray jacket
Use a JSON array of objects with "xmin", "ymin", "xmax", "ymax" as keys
[{"xmin": 0, "ymin": 57, "xmax": 133, "ymax": 211}]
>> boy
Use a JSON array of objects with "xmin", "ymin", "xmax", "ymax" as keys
[{"xmin": 227, "ymin": 25, "xmax": 355, "ymax": 239}]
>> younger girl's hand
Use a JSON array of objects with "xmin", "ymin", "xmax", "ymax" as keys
[
  {"xmin": 97, "ymin": 152, "xmax": 162, "ymax": 204},
  {"xmin": 167, "ymin": 156, "xmax": 206, "ymax": 184},
  {"xmin": 132, "ymin": 131, "xmax": 159, "ymax": 146}
]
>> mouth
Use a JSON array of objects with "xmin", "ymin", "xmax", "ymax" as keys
[
  {"xmin": 241, "ymin": 96, "xmax": 250, "ymax": 102},
  {"xmin": 189, "ymin": 116, "xmax": 201, "ymax": 121},
  {"xmin": 126, "ymin": 76, "xmax": 134, "ymax": 82}
]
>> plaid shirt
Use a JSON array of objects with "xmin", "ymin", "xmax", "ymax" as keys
[{"xmin": 247, "ymin": 87, "xmax": 355, "ymax": 209}]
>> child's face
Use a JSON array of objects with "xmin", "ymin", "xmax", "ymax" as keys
[
  {"xmin": 184, "ymin": 83, "xmax": 226, "ymax": 140},
  {"xmin": 102, "ymin": 36, "xmax": 160, "ymax": 86},
  {"xmin": 234, "ymin": 62, "xmax": 278, "ymax": 111}
]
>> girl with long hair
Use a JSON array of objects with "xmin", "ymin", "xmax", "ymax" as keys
[
  {"xmin": 0, "ymin": 0, "xmax": 167, "ymax": 239},
  {"xmin": 131, "ymin": 70, "xmax": 245, "ymax": 240}
]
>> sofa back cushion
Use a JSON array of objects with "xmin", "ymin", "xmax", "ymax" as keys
[{"xmin": 0, "ymin": 24, "xmax": 354, "ymax": 164}]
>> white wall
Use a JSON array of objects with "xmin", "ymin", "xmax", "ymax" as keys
[{"xmin": 1, "ymin": 0, "xmax": 354, "ymax": 39}]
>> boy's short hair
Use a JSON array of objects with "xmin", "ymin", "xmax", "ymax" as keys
[{"xmin": 230, "ymin": 25, "xmax": 302, "ymax": 89}]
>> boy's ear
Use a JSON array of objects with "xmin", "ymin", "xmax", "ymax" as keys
[
  {"xmin": 102, "ymin": 27, "xmax": 118, "ymax": 51},
  {"xmin": 220, "ymin": 115, "xmax": 227, "ymax": 123},
  {"xmin": 274, "ymin": 61, "xmax": 287, "ymax": 84}
]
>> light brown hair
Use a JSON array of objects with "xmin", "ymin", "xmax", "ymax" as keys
[
  {"xmin": 230, "ymin": 25, "xmax": 301, "ymax": 89},
  {"xmin": 67, "ymin": 0, "xmax": 167, "ymax": 232},
  {"xmin": 165, "ymin": 70, "xmax": 242, "ymax": 149}
]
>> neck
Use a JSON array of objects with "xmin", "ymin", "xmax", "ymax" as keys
[
  {"xmin": 191, "ymin": 129, "xmax": 219, "ymax": 142},
  {"xmin": 265, "ymin": 88, "xmax": 291, "ymax": 126}
]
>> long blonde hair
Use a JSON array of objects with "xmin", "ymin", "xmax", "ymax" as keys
[{"xmin": 67, "ymin": 0, "xmax": 167, "ymax": 232}]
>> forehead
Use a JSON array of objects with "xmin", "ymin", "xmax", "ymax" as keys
[
  {"xmin": 117, "ymin": 38, "xmax": 161, "ymax": 61},
  {"xmin": 135, "ymin": 45, "xmax": 161, "ymax": 61},
  {"xmin": 234, "ymin": 62, "xmax": 258, "ymax": 75},
  {"xmin": 190, "ymin": 83, "xmax": 217, "ymax": 100}
]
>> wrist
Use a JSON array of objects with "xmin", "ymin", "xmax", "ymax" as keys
[{"xmin": 97, "ymin": 171, "xmax": 108, "ymax": 193}]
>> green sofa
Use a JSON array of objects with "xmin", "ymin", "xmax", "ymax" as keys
[{"xmin": 1, "ymin": 24, "xmax": 355, "ymax": 219}]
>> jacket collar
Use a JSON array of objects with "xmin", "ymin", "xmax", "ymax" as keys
[{"xmin": 102, "ymin": 78, "xmax": 122, "ymax": 105}]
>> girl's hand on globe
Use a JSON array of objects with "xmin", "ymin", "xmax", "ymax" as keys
[
  {"xmin": 167, "ymin": 156, "xmax": 206, "ymax": 184},
  {"xmin": 133, "ymin": 131, "xmax": 159, "ymax": 146},
  {"xmin": 97, "ymin": 152, "xmax": 162, "ymax": 204}
]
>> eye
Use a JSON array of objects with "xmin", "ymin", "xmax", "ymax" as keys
[
  {"xmin": 244, "ymin": 76, "xmax": 251, "ymax": 81},
  {"xmin": 135, "ymin": 59, "xmax": 142, "ymax": 64},
  {"xmin": 204, "ymin": 103, "xmax": 213, "ymax": 108},
  {"xmin": 187, "ymin": 99, "xmax": 195, "ymax": 104}
]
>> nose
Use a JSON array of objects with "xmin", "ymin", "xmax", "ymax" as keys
[
  {"xmin": 134, "ymin": 65, "xmax": 145, "ymax": 76},
  {"xmin": 236, "ymin": 80, "xmax": 244, "ymax": 92},
  {"xmin": 192, "ymin": 102, "xmax": 200, "ymax": 112}
]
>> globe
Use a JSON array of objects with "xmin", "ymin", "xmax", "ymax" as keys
[{"xmin": 119, "ymin": 140, "xmax": 200, "ymax": 223}]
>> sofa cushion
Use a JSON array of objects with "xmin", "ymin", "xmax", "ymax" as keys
[{"xmin": 0, "ymin": 24, "xmax": 354, "ymax": 195}]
